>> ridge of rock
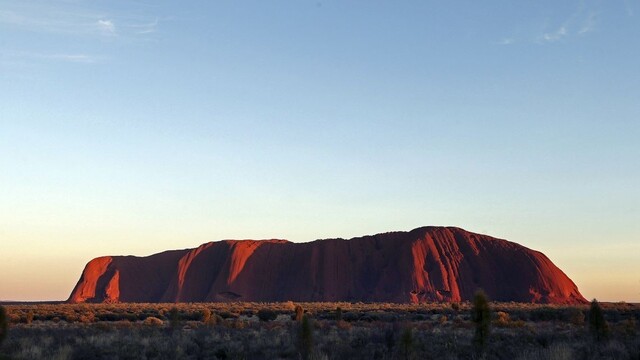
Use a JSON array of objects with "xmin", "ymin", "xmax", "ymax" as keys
[{"xmin": 68, "ymin": 226, "xmax": 585, "ymax": 304}]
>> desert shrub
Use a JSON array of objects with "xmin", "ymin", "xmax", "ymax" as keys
[
  {"xmin": 451, "ymin": 302, "xmax": 460, "ymax": 312},
  {"xmin": 495, "ymin": 311, "xmax": 510, "ymax": 327},
  {"xmin": 472, "ymin": 290, "xmax": 491, "ymax": 351},
  {"xmin": 143, "ymin": 316, "xmax": 164, "ymax": 327},
  {"xmin": 219, "ymin": 311, "xmax": 238, "ymax": 319},
  {"xmin": 201, "ymin": 308, "xmax": 212, "ymax": 323},
  {"xmin": 79, "ymin": 312, "xmax": 95, "ymax": 324},
  {"xmin": 335, "ymin": 307, "xmax": 342, "ymax": 322},
  {"xmin": 257, "ymin": 309, "xmax": 277, "ymax": 322},
  {"xmin": 567, "ymin": 307, "xmax": 585, "ymax": 326},
  {"xmin": 25, "ymin": 310, "xmax": 34, "ymax": 325},
  {"xmin": 589, "ymin": 299, "xmax": 609, "ymax": 342},
  {"xmin": 336, "ymin": 320, "xmax": 352, "ymax": 330},
  {"xmin": 530, "ymin": 306, "xmax": 560, "ymax": 322},
  {"xmin": 226, "ymin": 318, "xmax": 248, "ymax": 329},
  {"xmin": 284, "ymin": 301, "xmax": 296, "ymax": 311},
  {"xmin": 0, "ymin": 305, "xmax": 7, "ymax": 346},
  {"xmin": 295, "ymin": 305, "xmax": 305, "ymax": 322},
  {"xmin": 96, "ymin": 312, "xmax": 120, "ymax": 322},
  {"xmin": 618, "ymin": 317, "xmax": 637, "ymax": 337},
  {"xmin": 168, "ymin": 307, "xmax": 181, "ymax": 330},
  {"xmin": 515, "ymin": 342, "xmax": 574, "ymax": 360},
  {"xmin": 342, "ymin": 312, "xmax": 359, "ymax": 322}
]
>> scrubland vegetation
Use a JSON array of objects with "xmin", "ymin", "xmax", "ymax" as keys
[{"xmin": 0, "ymin": 300, "xmax": 638, "ymax": 359}]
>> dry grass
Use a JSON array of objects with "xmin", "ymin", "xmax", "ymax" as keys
[{"xmin": 0, "ymin": 302, "xmax": 638, "ymax": 359}]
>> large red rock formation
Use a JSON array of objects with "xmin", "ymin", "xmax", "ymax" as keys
[{"xmin": 68, "ymin": 227, "xmax": 586, "ymax": 304}]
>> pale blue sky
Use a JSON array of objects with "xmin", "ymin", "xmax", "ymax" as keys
[{"xmin": 1, "ymin": 1, "xmax": 639, "ymax": 301}]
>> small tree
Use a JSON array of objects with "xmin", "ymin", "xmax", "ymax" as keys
[
  {"xmin": 294, "ymin": 305, "xmax": 304, "ymax": 322},
  {"xmin": 0, "ymin": 305, "xmax": 8, "ymax": 346},
  {"xmin": 299, "ymin": 315, "xmax": 313, "ymax": 360},
  {"xmin": 588, "ymin": 299, "xmax": 609, "ymax": 342},
  {"xmin": 335, "ymin": 306, "xmax": 343, "ymax": 322},
  {"xmin": 472, "ymin": 289, "xmax": 491, "ymax": 351}
]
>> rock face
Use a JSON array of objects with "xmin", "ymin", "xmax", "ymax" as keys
[{"xmin": 68, "ymin": 227, "xmax": 586, "ymax": 304}]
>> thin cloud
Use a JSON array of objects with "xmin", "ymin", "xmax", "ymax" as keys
[
  {"xmin": 535, "ymin": 2, "xmax": 599, "ymax": 44},
  {"xmin": 3, "ymin": 51, "xmax": 100, "ymax": 64},
  {"xmin": 541, "ymin": 26, "xmax": 567, "ymax": 42},
  {"xmin": 97, "ymin": 19, "xmax": 116, "ymax": 35},
  {"xmin": 497, "ymin": 37, "xmax": 515, "ymax": 46},
  {"xmin": 126, "ymin": 18, "xmax": 158, "ymax": 34},
  {"xmin": 0, "ymin": 4, "xmax": 157, "ymax": 39},
  {"xmin": 623, "ymin": 0, "xmax": 634, "ymax": 16},
  {"xmin": 43, "ymin": 53, "xmax": 98, "ymax": 63},
  {"xmin": 0, "ymin": 8, "xmax": 103, "ymax": 35},
  {"xmin": 579, "ymin": 12, "xmax": 597, "ymax": 34},
  {"xmin": 0, "ymin": 2, "xmax": 159, "ymax": 68}
]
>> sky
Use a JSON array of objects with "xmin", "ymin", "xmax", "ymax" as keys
[{"xmin": 1, "ymin": 0, "xmax": 639, "ymax": 302}]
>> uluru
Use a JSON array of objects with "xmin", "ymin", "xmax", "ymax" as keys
[{"xmin": 68, "ymin": 226, "xmax": 586, "ymax": 304}]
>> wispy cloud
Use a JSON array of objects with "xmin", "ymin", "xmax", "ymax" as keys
[
  {"xmin": 0, "ymin": 8, "xmax": 104, "ymax": 35},
  {"xmin": 578, "ymin": 12, "xmax": 597, "ymax": 34},
  {"xmin": 535, "ymin": 2, "xmax": 599, "ymax": 44},
  {"xmin": 0, "ymin": 1, "xmax": 161, "ymax": 69},
  {"xmin": 126, "ymin": 18, "xmax": 158, "ymax": 35},
  {"xmin": 0, "ymin": 4, "xmax": 158, "ymax": 39},
  {"xmin": 2, "ymin": 50, "xmax": 100, "ymax": 64},
  {"xmin": 497, "ymin": 37, "xmax": 515, "ymax": 46},
  {"xmin": 97, "ymin": 19, "xmax": 116, "ymax": 35},
  {"xmin": 41, "ymin": 53, "xmax": 98, "ymax": 63},
  {"xmin": 623, "ymin": 0, "xmax": 634, "ymax": 16},
  {"xmin": 498, "ymin": 1, "xmax": 605, "ymax": 46},
  {"xmin": 541, "ymin": 26, "xmax": 568, "ymax": 43}
]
